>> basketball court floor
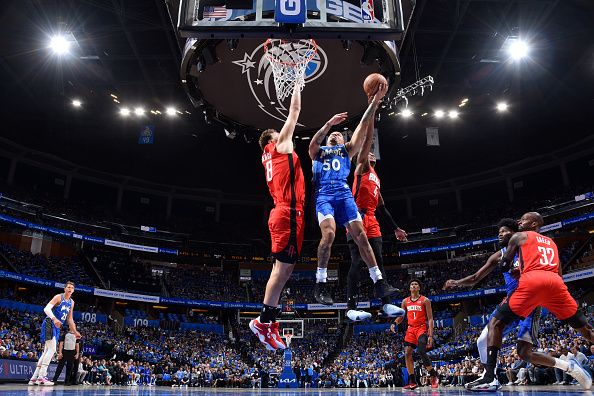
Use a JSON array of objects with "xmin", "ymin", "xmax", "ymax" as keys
[{"xmin": 0, "ymin": 384, "xmax": 591, "ymax": 396}]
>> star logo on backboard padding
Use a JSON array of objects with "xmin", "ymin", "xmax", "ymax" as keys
[{"xmin": 232, "ymin": 53, "xmax": 256, "ymax": 74}]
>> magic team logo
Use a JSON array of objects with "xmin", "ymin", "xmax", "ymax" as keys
[{"xmin": 232, "ymin": 40, "xmax": 328, "ymax": 125}]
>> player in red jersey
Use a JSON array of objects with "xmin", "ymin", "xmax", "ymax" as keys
[
  {"xmin": 249, "ymin": 85, "xmax": 306, "ymax": 351},
  {"xmin": 345, "ymin": 118, "xmax": 407, "ymax": 321},
  {"xmin": 391, "ymin": 279, "xmax": 439, "ymax": 389},
  {"xmin": 468, "ymin": 212, "xmax": 594, "ymax": 391}
]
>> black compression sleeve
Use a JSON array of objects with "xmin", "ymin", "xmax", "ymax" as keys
[{"xmin": 376, "ymin": 204, "xmax": 399, "ymax": 231}]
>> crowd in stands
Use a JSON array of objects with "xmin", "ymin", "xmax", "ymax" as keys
[
  {"xmin": 1, "ymin": 239, "xmax": 593, "ymax": 307},
  {"xmin": 0, "ymin": 243, "xmax": 94, "ymax": 286},
  {"xmin": 164, "ymin": 263, "xmax": 246, "ymax": 302},
  {"xmin": 87, "ymin": 249, "xmax": 162, "ymax": 295},
  {"xmin": 0, "ymin": 286, "xmax": 593, "ymax": 389}
]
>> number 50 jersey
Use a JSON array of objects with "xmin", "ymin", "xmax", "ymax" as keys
[{"xmin": 312, "ymin": 144, "xmax": 352, "ymax": 199}]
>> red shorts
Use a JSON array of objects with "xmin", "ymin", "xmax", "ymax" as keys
[
  {"xmin": 508, "ymin": 270, "xmax": 577, "ymax": 320},
  {"xmin": 404, "ymin": 325, "xmax": 427, "ymax": 346},
  {"xmin": 268, "ymin": 205, "xmax": 304, "ymax": 264},
  {"xmin": 362, "ymin": 213, "xmax": 382, "ymax": 238}
]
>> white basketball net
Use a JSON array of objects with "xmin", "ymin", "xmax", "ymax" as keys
[
  {"xmin": 284, "ymin": 333, "xmax": 294, "ymax": 347},
  {"xmin": 264, "ymin": 39, "xmax": 317, "ymax": 102}
]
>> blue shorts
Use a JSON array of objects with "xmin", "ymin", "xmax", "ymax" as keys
[
  {"xmin": 489, "ymin": 306, "xmax": 540, "ymax": 345},
  {"xmin": 40, "ymin": 318, "xmax": 60, "ymax": 343},
  {"xmin": 316, "ymin": 194, "xmax": 361, "ymax": 227}
]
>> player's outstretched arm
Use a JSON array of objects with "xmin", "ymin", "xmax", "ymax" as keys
[
  {"xmin": 308, "ymin": 112, "xmax": 348, "ymax": 160},
  {"xmin": 276, "ymin": 85, "xmax": 301, "ymax": 154},
  {"xmin": 500, "ymin": 232, "xmax": 527, "ymax": 271},
  {"xmin": 443, "ymin": 250, "xmax": 502, "ymax": 290},
  {"xmin": 354, "ymin": 98, "xmax": 378, "ymax": 174},
  {"xmin": 346, "ymin": 84, "xmax": 387, "ymax": 159},
  {"xmin": 377, "ymin": 193, "xmax": 407, "ymax": 241}
]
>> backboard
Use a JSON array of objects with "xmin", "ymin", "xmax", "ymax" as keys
[
  {"xmin": 277, "ymin": 319, "xmax": 304, "ymax": 338},
  {"xmin": 166, "ymin": 0, "xmax": 416, "ymax": 132},
  {"xmin": 174, "ymin": 0, "xmax": 409, "ymax": 40}
]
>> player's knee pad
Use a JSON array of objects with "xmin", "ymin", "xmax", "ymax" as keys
[
  {"xmin": 477, "ymin": 326, "xmax": 489, "ymax": 363},
  {"xmin": 417, "ymin": 334, "xmax": 431, "ymax": 366},
  {"xmin": 494, "ymin": 302, "xmax": 522, "ymax": 325},
  {"xmin": 43, "ymin": 318, "xmax": 54, "ymax": 342},
  {"xmin": 562, "ymin": 309, "xmax": 587, "ymax": 329}
]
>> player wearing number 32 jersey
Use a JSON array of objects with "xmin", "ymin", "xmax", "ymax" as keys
[
  {"xmin": 249, "ymin": 85, "xmax": 305, "ymax": 352},
  {"xmin": 469, "ymin": 212, "xmax": 594, "ymax": 391}
]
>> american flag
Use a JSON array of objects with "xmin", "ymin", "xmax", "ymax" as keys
[{"xmin": 204, "ymin": 5, "xmax": 228, "ymax": 19}]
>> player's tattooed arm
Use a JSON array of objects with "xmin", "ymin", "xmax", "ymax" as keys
[
  {"xmin": 355, "ymin": 96, "xmax": 379, "ymax": 171},
  {"xmin": 309, "ymin": 112, "xmax": 348, "ymax": 160},
  {"xmin": 443, "ymin": 250, "xmax": 502, "ymax": 289},
  {"xmin": 346, "ymin": 84, "xmax": 387, "ymax": 159}
]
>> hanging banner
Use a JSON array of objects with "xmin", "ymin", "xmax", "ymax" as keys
[{"xmin": 426, "ymin": 127, "xmax": 440, "ymax": 146}]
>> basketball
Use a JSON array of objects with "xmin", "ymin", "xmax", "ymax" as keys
[{"xmin": 363, "ymin": 73, "xmax": 388, "ymax": 97}]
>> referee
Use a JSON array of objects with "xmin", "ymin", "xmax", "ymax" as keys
[{"xmin": 52, "ymin": 328, "xmax": 79, "ymax": 385}]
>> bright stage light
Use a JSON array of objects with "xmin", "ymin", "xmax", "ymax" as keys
[
  {"xmin": 496, "ymin": 102, "xmax": 509, "ymax": 112},
  {"xmin": 49, "ymin": 35, "xmax": 71, "ymax": 55},
  {"xmin": 402, "ymin": 109, "xmax": 413, "ymax": 118},
  {"xmin": 166, "ymin": 107, "xmax": 177, "ymax": 116},
  {"xmin": 134, "ymin": 107, "xmax": 145, "ymax": 116},
  {"xmin": 120, "ymin": 108, "xmax": 130, "ymax": 116},
  {"xmin": 435, "ymin": 110, "xmax": 445, "ymax": 119},
  {"xmin": 448, "ymin": 110, "xmax": 459, "ymax": 119},
  {"xmin": 509, "ymin": 40, "xmax": 529, "ymax": 60},
  {"xmin": 72, "ymin": 99, "xmax": 82, "ymax": 108}
]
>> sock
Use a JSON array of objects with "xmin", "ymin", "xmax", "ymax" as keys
[
  {"xmin": 316, "ymin": 267, "xmax": 327, "ymax": 283},
  {"xmin": 409, "ymin": 373, "xmax": 416, "ymax": 384},
  {"xmin": 368, "ymin": 266, "xmax": 382, "ymax": 283},
  {"xmin": 484, "ymin": 346, "xmax": 499, "ymax": 381},
  {"xmin": 260, "ymin": 304, "xmax": 279, "ymax": 323},
  {"xmin": 39, "ymin": 365, "xmax": 48, "ymax": 378},
  {"xmin": 347, "ymin": 295, "xmax": 358, "ymax": 310},
  {"xmin": 31, "ymin": 366, "xmax": 40, "ymax": 380},
  {"xmin": 554, "ymin": 358, "xmax": 569, "ymax": 371}
]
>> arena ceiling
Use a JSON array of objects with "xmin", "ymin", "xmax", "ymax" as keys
[{"xmin": 0, "ymin": 0, "xmax": 593, "ymax": 194}]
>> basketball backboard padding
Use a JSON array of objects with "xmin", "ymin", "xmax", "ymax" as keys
[{"xmin": 181, "ymin": 38, "xmax": 400, "ymax": 131}]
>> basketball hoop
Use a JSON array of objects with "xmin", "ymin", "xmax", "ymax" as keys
[
  {"xmin": 284, "ymin": 333, "xmax": 294, "ymax": 348},
  {"xmin": 264, "ymin": 39, "xmax": 317, "ymax": 102}
]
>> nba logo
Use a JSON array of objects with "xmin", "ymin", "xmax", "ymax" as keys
[{"xmin": 360, "ymin": 0, "xmax": 375, "ymax": 23}]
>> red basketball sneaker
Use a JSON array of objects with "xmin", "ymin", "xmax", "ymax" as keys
[
  {"xmin": 249, "ymin": 317, "xmax": 281, "ymax": 351},
  {"xmin": 270, "ymin": 322, "xmax": 287, "ymax": 350},
  {"xmin": 431, "ymin": 375, "xmax": 439, "ymax": 389},
  {"xmin": 403, "ymin": 382, "xmax": 418, "ymax": 390}
]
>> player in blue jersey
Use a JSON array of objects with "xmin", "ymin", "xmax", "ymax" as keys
[
  {"xmin": 29, "ymin": 281, "xmax": 80, "ymax": 386},
  {"xmin": 308, "ymin": 83, "xmax": 398, "ymax": 305},
  {"xmin": 443, "ymin": 218, "xmax": 547, "ymax": 391}
]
